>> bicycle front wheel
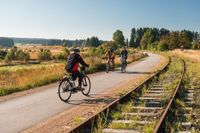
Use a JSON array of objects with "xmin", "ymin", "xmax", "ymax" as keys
[
  {"xmin": 58, "ymin": 79, "xmax": 72, "ymax": 102},
  {"xmin": 81, "ymin": 76, "xmax": 91, "ymax": 96}
]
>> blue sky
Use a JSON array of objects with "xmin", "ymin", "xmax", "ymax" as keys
[{"xmin": 0, "ymin": 0, "xmax": 199, "ymax": 40}]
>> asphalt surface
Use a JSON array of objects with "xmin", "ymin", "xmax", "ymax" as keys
[{"xmin": 0, "ymin": 53, "xmax": 161, "ymax": 133}]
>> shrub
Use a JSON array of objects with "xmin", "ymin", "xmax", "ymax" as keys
[
  {"xmin": 95, "ymin": 46, "xmax": 105, "ymax": 56},
  {"xmin": 88, "ymin": 47, "xmax": 96, "ymax": 56},
  {"xmin": 101, "ymin": 41, "xmax": 118, "ymax": 50},
  {"xmin": 16, "ymin": 50, "xmax": 30, "ymax": 62},
  {"xmin": 38, "ymin": 50, "xmax": 52, "ymax": 61},
  {"xmin": 0, "ymin": 50, "xmax": 7, "ymax": 59},
  {"xmin": 191, "ymin": 41, "xmax": 200, "ymax": 50},
  {"xmin": 4, "ymin": 53, "xmax": 12, "ymax": 63},
  {"xmin": 54, "ymin": 53, "xmax": 66, "ymax": 60},
  {"xmin": 158, "ymin": 41, "xmax": 168, "ymax": 51}
]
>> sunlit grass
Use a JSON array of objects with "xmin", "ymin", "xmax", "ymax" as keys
[{"xmin": 0, "ymin": 49, "xmax": 146, "ymax": 96}]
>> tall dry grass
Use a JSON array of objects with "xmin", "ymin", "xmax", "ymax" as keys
[
  {"xmin": 171, "ymin": 49, "xmax": 200, "ymax": 62},
  {"xmin": 0, "ymin": 63, "xmax": 64, "ymax": 96},
  {"xmin": 0, "ymin": 49, "xmax": 146, "ymax": 96}
]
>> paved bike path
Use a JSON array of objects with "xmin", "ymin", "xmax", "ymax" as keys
[{"xmin": 0, "ymin": 53, "xmax": 161, "ymax": 133}]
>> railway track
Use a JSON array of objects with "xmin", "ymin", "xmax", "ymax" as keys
[
  {"xmin": 68, "ymin": 57, "xmax": 185, "ymax": 133},
  {"xmin": 164, "ymin": 60, "xmax": 200, "ymax": 133}
]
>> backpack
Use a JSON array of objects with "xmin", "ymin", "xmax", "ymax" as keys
[{"xmin": 65, "ymin": 53, "xmax": 79, "ymax": 73}]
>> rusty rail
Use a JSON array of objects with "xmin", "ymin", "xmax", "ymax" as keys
[
  {"xmin": 68, "ymin": 56, "xmax": 170, "ymax": 133},
  {"xmin": 153, "ymin": 59, "xmax": 185, "ymax": 133}
]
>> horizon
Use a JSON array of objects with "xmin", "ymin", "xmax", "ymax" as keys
[{"xmin": 0, "ymin": 0, "xmax": 200, "ymax": 40}]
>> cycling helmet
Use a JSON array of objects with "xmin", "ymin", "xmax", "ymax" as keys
[{"xmin": 109, "ymin": 47, "xmax": 114, "ymax": 52}]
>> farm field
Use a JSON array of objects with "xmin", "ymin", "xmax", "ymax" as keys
[{"xmin": 17, "ymin": 45, "xmax": 65, "ymax": 59}]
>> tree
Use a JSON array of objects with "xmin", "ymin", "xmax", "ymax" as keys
[
  {"xmin": 159, "ymin": 28, "xmax": 170, "ymax": 38},
  {"xmin": 135, "ymin": 28, "xmax": 144, "ymax": 47},
  {"xmin": 179, "ymin": 31, "xmax": 191, "ymax": 49},
  {"xmin": 113, "ymin": 30, "xmax": 125, "ymax": 47},
  {"xmin": 101, "ymin": 41, "xmax": 118, "ymax": 50},
  {"xmin": 140, "ymin": 30, "xmax": 154, "ymax": 49},
  {"xmin": 158, "ymin": 40, "xmax": 168, "ymax": 51},
  {"xmin": 125, "ymin": 38, "xmax": 129, "ymax": 47},
  {"xmin": 90, "ymin": 36, "xmax": 100, "ymax": 47},
  {"xmin": 16, "ymin": 50, "xmax": 30, "ymax": 62},
  {"xmin": 7, "ymin": 46, "xmax": 17, "ymax": 60},
  {"xmin": 130, "ymin": 28, "xmax": 137, "ymax": 48},
  {"xmin": 192, "ymin": 40, "xmax": 200, "ymax": 49},
  {"xmin": 84, "ymin": 37, "xmax": 101, "ymax": 47},
  {"xmin": 168, "ymin": 32, "xmax": 179, "ymax": 50}
]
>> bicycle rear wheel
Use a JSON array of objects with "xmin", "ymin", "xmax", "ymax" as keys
[
  {"xmin": 106, "ymin": 63, "xmax": 109, "ymax": 73},
  {"xmin": 81, "ymin": 76, "xmax": 91, "ymax": 96},
  {"xmin": 58, "ymin": 79, "xmax": 72, "ymax": 102},
  {"xmin": 121, "ymin": 63, "xmax": 126, "ymax": 73}
]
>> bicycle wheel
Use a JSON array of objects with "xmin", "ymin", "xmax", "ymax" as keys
[
  {"xmin": 81, "ymin": 75, "xmax": 91, "ymax": 96},
  {"xmin": 121, "ymin": 63, "xmax": 126, "ymax": 73},
  {"xmin": 58, "ymin": 78, "xmax": 72, "ymax": 102},
  {"xmin": 106, "ymin": 63, "xmax": 109, "ymax": 73}
]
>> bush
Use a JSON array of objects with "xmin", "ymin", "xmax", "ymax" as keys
[
  {"xmin": 0, "ymin": 50, "xmax": 7, "ymax": 59},
  {"xmin": 192, "ymin": 41, "xmax": 200, "ymax": 50},
  {"xmin": 4, "ymin": 53, "xmax": 12, "ymax": 63},
  {"xmin": 88, "ymin": 47, "xmax": 96, "ymax": 56},
  {"xmin": 101, "ymin": 41, "xmax": 118, "ymax": 50},
  {"xmin": 16, "ymin": 50, "xmax": 30, "ymax": 62},
  {"xmin": 38, "ymin": 50, "xmax": 52, "ymax": 61},
  {"xmin": 54, "ymin": 53, "xmax": 66, "ymax": 60},
  {"xmin": 158, "ymin": 41, "xmax": 168, "ymax": 51},
  {"xmin": 95, "ymin": 46, "xmax": 105, "ymax": 56}
]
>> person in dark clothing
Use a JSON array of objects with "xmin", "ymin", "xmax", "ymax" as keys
[
  {"xmin": 107, "ymin": 47, "xmax": 115, "ymax": 71},
  {"xmin": 65, "ymin": 48, "xmax": 89, "ymax": 90},
  {"xmin": 121, "ymin": 46, "xmax": 128, "ymax": 66}
]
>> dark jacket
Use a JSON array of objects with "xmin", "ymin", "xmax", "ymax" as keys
[
  {"xmin": 66, "ymin": 53, "xmax": 89, "ymax": 72},
  {"xmin": 121, "ymin": 50, "xmax": 128, "ymax": 59}
]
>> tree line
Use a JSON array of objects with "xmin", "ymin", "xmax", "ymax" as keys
[
  {"xmin": 0, "ymin": 37, "xmax": 106, "ymax": 47},
  {"xmin": 0, "ymin": 37, "xmax": 14, "ymax": 47},
  {"xmin": 128, "ymin": 27, "xmax": 200, "ymax": 50},
  {"xmin": 1, "ymin": 27, "xmax": 200, "ymax": 50}
]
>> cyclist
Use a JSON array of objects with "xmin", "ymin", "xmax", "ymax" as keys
[
  {"xmin": 121, "ymin": 46, "xmax": 128, "ymax": 66},
  {"xmin": 107, "ymin": 47, "xmax": 115, "ymax": 71},
  {"xmin": 65, "ymin": 48, "xmax": 89, "ymax": 90}
]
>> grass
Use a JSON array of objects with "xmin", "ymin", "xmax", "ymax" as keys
[
  {"xmin": 73, "ymin": 115, "xmax": 84, "ymax": 125},
  {"xmin": 0, "ymin": 63, "xmax": 65, "ymax": 96},
  {"xmin": 164, "ymin": 51, "xmax": 200, "ymax": 132},
  {"xmin": 0, "ymin": 48, "xmax": 146, "ymax": 96},
  {"xmin": 104, "ymin": 56, "xmax": 183, "ymax": 132}
]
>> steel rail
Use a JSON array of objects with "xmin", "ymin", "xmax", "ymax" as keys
[{"xmin": 68, "ymin": 56, "xmax": 170, "ymax": 133}]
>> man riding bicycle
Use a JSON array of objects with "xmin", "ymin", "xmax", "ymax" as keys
[
  {"xmin": 121, "ymin": 46, "xmax": 128, "ymax": 66},
  {"xmin": 107, "ymin": 47, "xmax": 115, "ymax": 71},
  {"xmin": 65, "ymin": 48, "xmax": 89, "ymax": 90}
]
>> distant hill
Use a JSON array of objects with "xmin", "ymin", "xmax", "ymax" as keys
[
  {"xmin": 13, "ymin": 37, "xmax": 49, "ymax": 45},
  {"xmin": 0, "ymin": 37, "xmax": 106, "ymax": 47},
  {"xmin": 12, "ymin": 37, "xmax": 84, "ymax": 46},
  {"xmin": 0, "ymin": 37, "xmax": 14, "ymax": 47}
]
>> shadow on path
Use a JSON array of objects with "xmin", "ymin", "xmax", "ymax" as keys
[
  {"xmin": 66, "ymin": 95, "xmax": 115, "ymax": 106},
  {"xmin": 116, "ymin": 71, "xmax": 156, "ymax": 75}
]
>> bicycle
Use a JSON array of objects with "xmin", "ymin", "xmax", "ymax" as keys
[
  {"xmin": 121, "ymin": 57, "xmax": 127, "ymax": 73},
  {"xmin": 106, "ymin": 60, "xmax": 114, "ymax": 73},
  {"xmin": 58, "ymin": 67, "xmax": 91, "ymax": 102}
]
